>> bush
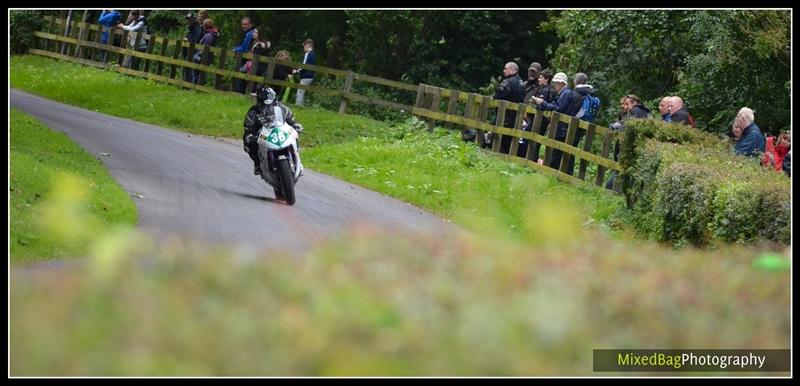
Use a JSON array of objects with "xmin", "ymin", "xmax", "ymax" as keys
[
  {"xmin": 10, "ymin": 10, "xmax": 46, "ymax": 55},
  {"xmin": 621, "ymin": 119, "xmax": 790, "ymax": 246}
]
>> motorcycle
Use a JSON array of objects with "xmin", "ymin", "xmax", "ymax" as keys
[{"xmin": 256, "ymin": 120, "xmax": 304, "ymax": 205}]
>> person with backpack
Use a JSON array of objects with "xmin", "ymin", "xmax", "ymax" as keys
[
  {"xmin": 567, "ymin": 72, "xmax": 601, "ymax": 174},
  {"xmin": 191, "ymin": 18, "xmax": 219, "ymax": 85},
  {"xmin": 117, "ymin": 10, "xmax": 150, "ymax": 70}
]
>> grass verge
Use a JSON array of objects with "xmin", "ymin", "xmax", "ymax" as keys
[{"xmin": 9, "ymin": 108, "xmax": 138, "ymax": 262}]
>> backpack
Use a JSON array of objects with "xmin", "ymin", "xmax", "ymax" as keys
[{"xmin": 575, "ymin": 93, "xmax": 600, "ymax": 123}]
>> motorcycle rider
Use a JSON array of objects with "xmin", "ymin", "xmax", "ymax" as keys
[{"xmin": 243, "ymin": 86, "xmax": 304, "ymax": 175}]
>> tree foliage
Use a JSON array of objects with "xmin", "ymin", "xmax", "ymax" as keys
[{"xmin": 543, "ymin": 10, "xmax": 790, "ymax": 134}]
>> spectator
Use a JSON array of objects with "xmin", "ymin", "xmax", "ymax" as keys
[
  {"xmin": 667, "ymin": 96, "xmax": 695, "ymax": 127},
  {"xmin": 294, "ymin": 38, "xmax": 316, "ymax": 106},
  {"xmin": 523, "ymin": 62, "xmax": 542, "ymax": 104},
  {"xmin": 191, "ymin": 18, "xmax": 218, "ymax": 85},
  {"xmin": 117, "ymin": 10, "xmax": 149, "ymax": 70},
  {"xmin": 762, "ymin": 131, "xmax": 790, "ymax": 172},
  {"xmin": 272, "ymin": 50, "xmax": 293, "ymax": 99},
  {"xmin": 658, "ymin": 96, "xmax": 672, "ymax": 122},
  {"xmin": 523, "ymin": 69, "xmax": 556, "ymax": 160},
  {"xmin": 488, "ymin": 61, "xmax": 525, "ymax": 153},
  {"xmin": 530, "ymin": 72, "xmax": 581, "ymax": 172},
  {"xmin": 782, "ymin": 150, "xmax": 791, "ymax": 177},
  {"xmin": 197, "ymin": 9, "xmax": 209, "ymax": 24},
  {"xmin": 566, "ymin": 72, "xmax": 600, "ymax": 174},
  {"xmin": 182, "ymin": 12, "xmax": 204, "ymax": 82},
  {"xmin": 516, "ymin": 63, "xmax": 542, "ymax": 157},
  {"xmin": 732, "ymin": 107, "xmax": 766, "ymax": 157},
  {"xmin": 97, "ymin": 9, "xmax": 121, "ymax": 63},
  {"xmin": 605, "ymin": 94, "xmax": 651, "ymax": 189},
  {"xmin": 245, "ymin": 27, "xmax": 272, "ymax": 93},
  {"xmin": 233, "ymin": 17, "xmax": 256, "ymax": 94}
]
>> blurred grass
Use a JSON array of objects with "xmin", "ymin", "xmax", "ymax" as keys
[
  {"xmin": 10, "ymin": 55, "xmax": 624, "ymax": 242},
  {"xmin": 9, "ymin": 108, "xmax": 138, "ymax": 262},
  {"xmin": 10, "ymin": 197, "xmax": 790, "ymax": 376}
]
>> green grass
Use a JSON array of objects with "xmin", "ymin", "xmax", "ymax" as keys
[
  {"xmin": 9, "ymin": 108, "xmax": 138, "ymax": 263},
  {"xmin": 11, "ymin": 55, "xmax": 625, "ymax": 241}
]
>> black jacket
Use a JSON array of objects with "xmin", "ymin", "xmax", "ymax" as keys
[
  {"xmin": 243, "ymin": 103, "xmax": 299, "ymax": 139},
  {"xmin": 670, "ymin": 107, "xmax": 692, "ymax": 126},
  {"xmin": 494, "ymin": 73, "xmax": 525, "ymax": 103},
  {"xmin": 186, "ymin": 22, "xmax": 204, "ymax": 44}
]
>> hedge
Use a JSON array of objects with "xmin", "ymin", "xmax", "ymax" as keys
[{"xmin": 620, "ymin": 119, "xmax": 790, "ymax": 246}]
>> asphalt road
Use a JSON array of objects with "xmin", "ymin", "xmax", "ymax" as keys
[{"xmin": 11, "ymin": 89, "xmax": 451, "ymax": 254}]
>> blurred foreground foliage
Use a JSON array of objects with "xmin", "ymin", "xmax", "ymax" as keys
[{"xmin": 10, "ymin": 176, "xmax": 790, "ymax": 376}]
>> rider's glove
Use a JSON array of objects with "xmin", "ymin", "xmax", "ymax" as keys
[{"xmin": 293, "ymin": 123, "xmax": 304, "ymax": 133}]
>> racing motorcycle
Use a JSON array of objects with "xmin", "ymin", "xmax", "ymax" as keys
[{"xmin": 256, "ymin": 120, "xmax": 303, "ymax": 205}]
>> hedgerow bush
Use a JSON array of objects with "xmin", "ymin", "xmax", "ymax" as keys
[
  {"xmin": 10, "ymin": 10, "xmax": 46, "ymax": 55},
  {"xmin": 620, "ymin": 119, "xmax": 790, "ymax": 246}
]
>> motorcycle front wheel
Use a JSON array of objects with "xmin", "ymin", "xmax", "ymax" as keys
[{"xmin": 276, "ymin": 158, "xmax": 296, "ymax": 205}]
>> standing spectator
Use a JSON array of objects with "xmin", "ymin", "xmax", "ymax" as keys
[
  {"xmin": 293, "ymin": 38, "xmax": 316, "ymax": 106},
  {"xmin": 530, "ymin": 72, "xmax": 580, "ymax": 172},
  {"xmin": 117, "ymin": 10, "xmax": 149, "ymax": 70},
  {"xmin": 782, "ymin": 151, "xmax": 791, "ymax": 177},
  {"xmin": 97, "ymin": 9, "xmax": 121, "ymax": 63},
  {"xmin": 191, "ymin": 18, "xmax": 218, "ymax": 85},
  {"xmin": 272, "ymin": 50, "xmax": 293, "ymax": 99},
  {"xmin": 524, "ymin": 69, "xmax": 556, "ymax": 160},
  {"xmin": 516, "ymin": 62, "xmax": 542, "ymax": 157},
  {"xmin": 182, "ymin": 12, "xmax": 204, "ymax": 82},
  {"xmin": 762, "ymin": 131, "xmax": 791, "ymax": 172},
  {"xmin": 197, "ymin": 9, "xmax": 209, "ymax": 24},
  {"xmin": 605, "ymin": 94, "xmax": 651, "ymax": 189},
  {"xmin": 523, "ymin": 62, "xmax": 542, "ymax": 104},
  {"xmin": 567, "ymin": 72, "xmax": 601, "ymax": 174},
  {"xmin": 233, "ymin": 17, "xmax": 256, "ymax": 94},
  {"xmin": 658, "ymin": 96, "xmax": 672, "ymax": 122},
  {"xmin": 667, "ymin": 96, "xmax": 695, "ymax": 127},
  {"xmin": 732, "ymin": 107, "xmax": 766, "ymax": 157},
  {"xmin": 243, "ymin": 27, "xmax": 272, "ymax": 93},
  {"xmin": 488, "ymin": 62, "xmax": 525, "ymax": 154}
]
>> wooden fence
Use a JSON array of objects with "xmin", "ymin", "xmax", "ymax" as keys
[{"xmin": 30, "ymin": 16, "xmax": 622, "ymax": 190}]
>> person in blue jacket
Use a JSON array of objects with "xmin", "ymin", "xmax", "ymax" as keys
[
  {"xmin": 233, "ymin": 17, "xmax": 256, "ymax": 94},
  {"xmin": 529, "ymin": 72, "xmax": 581, "ymax": 172},
  {"xmin": 732, "ymin": 107, "xmax": 766, "ymax": 158},
  {"xmin": 97, "ymin": 9, "xmax": 121, "ymax": 62}
]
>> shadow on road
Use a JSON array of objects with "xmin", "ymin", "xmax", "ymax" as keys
[{"xmin": 212, "ymin": 186, "xmax": 281, "ymax": 204}]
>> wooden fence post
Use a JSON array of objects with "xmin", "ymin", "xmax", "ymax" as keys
[
  {"xmin": 339, "ymin": 70, "xmax": 355, "ymax": 114},
  {"xmin": 198, "ymin": 45, "xmax": 211, "ymax": 85},
  {"xmin": 492, "ymin": 101, "xmax": 508, "ymax": 153},
  {"xmin": 594, "ymin": 131, "xmax": 614, "ymax": 187},
  {"xmin": 214, "ymin": 44, "xmax": 227, "ymax": 90},
  {"xmin": 508, "ymin": 103, "xmax": 526, "ymax": 157},
  {"xmin": 445, "ymin": 90, "xmax": 459, "ymax": 130},
  {"xmin": 578, "ymin": 123, "xmax": 597, "ymax": 180},
  {"xmin": 543, "ymin": 112, "xmax": 561, "ymax": 167},
  {"xmin": 117, "ymin": 30, "xmax": 129, "ymax": 66},
  {"xmin": 477, "ymin": 95, "xmax": 490, "ymax": 148},
  {"xmin": 427, "ymin": 87, "xmax": 441, "ymax": 132},
  {"xmin": 559, "ymin": 117, "xmax": 580, "ymax": 173},
  {"xmin": 170, "ymin": 39, "xmax": 182, "ymax": 79},
  {"xmin": 156, "ymin": 37, "xmax": 168, "ymax": 75},
  {"xmin": 525, "ymin": 110, "xmax": 544, "ymax": 161}
]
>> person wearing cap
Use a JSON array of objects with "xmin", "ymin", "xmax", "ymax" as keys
[
  {"xmin": 530, "ymin": 71, "xmax": 581, "ymax": 172},
  {"xmin": 523, "ymin": 62, "xmax": 542, "ymax": 104}
]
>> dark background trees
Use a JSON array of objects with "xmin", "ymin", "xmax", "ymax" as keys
[{"xmin": 12, "ymin": 9, "xmax": 789, "ymax": 134}]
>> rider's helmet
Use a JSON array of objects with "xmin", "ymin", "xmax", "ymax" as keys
[{"xmin": 256, "ymin": 86, "xmax": 278, "ymax": 106}]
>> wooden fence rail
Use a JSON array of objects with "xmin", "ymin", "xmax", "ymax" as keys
[{"xmin": 30, "ymin": 16, "xmax": 622, "ymax": 190}]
